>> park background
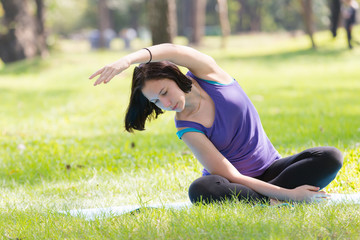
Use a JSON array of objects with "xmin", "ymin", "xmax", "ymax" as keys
[{"xmin": 0, "ymin": 0, "xmax": 360, "ymax": 239}]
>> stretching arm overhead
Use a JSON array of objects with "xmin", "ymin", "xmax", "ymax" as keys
[{"xmin": 89, "ymin": 44, "xmax": 232, "ymax": 86}]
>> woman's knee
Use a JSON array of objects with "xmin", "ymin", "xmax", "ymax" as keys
[
  {"xmin": 188, "ymin": 175, "xmax": 229, "ymax": 203},
  {"xmin": 322, "ymin": 146, "xmax": 343, "ymax": 171}
]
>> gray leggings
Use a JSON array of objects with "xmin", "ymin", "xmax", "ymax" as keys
[{"xmin": 188, "ymin": 147, "xmax": 343, "ymax": 203}]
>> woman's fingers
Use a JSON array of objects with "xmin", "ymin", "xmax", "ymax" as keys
[
  {"xmin": 90, "ymin": 58, "xmax": 129, "ymax": 86},
  {"xmin": 91, "ymin": 66, "xmax": 121, "ymax": 86},
  {"xmin": 311, "ymin": 190, "xmax": 331, "ymax": 202},
  {"xmin": 95, "ymin": 69, "xmax": 112, "ymax": 85},
  {"xmin": 304, "ymin": 185, "xmax": 320, "ymax": 191},
  {"xmin": 89, "ymin": 68, "xmax": 104, "ymax": 80},
  {"xmin": 314, "ymin": 193, "xmax": 330, "ymax": 198},
  {"xmin": 104, "ymin": 72, "xmax": 117, "ymax": 83},
  {"xmin": 93, "ymin": 69, "xmax": 111, "ymax": 86}
]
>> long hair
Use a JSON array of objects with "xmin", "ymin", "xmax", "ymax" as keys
[{"xmin": 125, "ymin": 61, "xmax": 192, "ymax": 132}]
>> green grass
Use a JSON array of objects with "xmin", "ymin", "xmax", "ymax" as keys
[{"xmin": 0, "ymin": 28, "xmax": 360, "ymax": 239}]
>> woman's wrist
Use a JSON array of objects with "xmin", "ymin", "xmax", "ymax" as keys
[
  {"xmin": 124, "ymin": 47, "xmax": 151, "ymax": 66},
  {"xmin": 282, "ymin": 188, "xmax": 294, "ymax": 201},
  {"xmin": 271, "ymin": 187, "xmax": 293, "ymax": 202},
  {"xmin": 122, "ymin": 56, "xmax": 132, "ymax": 68}
]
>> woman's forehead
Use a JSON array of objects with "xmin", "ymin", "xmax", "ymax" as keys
[
  {"xmin": 143, "ymin": 79, "xmax": 166, "ymax": 90},
  {"xmin": 142, "ymin": 79, "xmax": 168, "ymax": 99}
]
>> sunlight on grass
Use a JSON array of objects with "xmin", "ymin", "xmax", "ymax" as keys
[{"xmin": 0, "ymin": 29, "xmax": 360, "ymax": 238}]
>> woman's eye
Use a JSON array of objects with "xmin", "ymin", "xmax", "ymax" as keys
[{"xmin": 162, "ymin": 91, "xmax": 167, "ymax": 96}]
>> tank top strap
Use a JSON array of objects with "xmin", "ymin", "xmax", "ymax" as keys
[{"xmin": 174, "ymin": 119, "xmax": 207, "ymax": 139}]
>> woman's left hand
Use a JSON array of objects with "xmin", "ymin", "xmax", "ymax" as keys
[
  {"xmin": 89, "ymin": 58, "xmax": 130, "ymax": 86},
  {"xmin": 289, "ymin": 185, "xmax": 330, "ymax": 203}
]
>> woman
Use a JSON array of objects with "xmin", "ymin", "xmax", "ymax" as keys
[
  {"xmin": 343, "ymin": 0, "xmax": 359, "ymax": 49},
  {"xmin": 89, "ymin": 44, "xmax": 343, "ymax": 204}
]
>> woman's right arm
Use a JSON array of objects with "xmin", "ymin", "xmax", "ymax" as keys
[
  {"xmin": 89, "ymin": 43, "xmax": 230, "ymax": 86},
  {"xmin": 181, "ymin": 131, "xmax": 329, "ymax": 203}
]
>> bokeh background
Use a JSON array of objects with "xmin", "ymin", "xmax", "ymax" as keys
[
  {"xmin": 0, "ymin": 0, "xmax": 359, "ymax": 64},
  {"xmin": 1, "ymin": 1, "xmax": 360, "ymax": 238}
]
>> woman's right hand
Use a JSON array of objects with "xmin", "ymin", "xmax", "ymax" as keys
[
  {"xmin": 89, "ymin": 58, "xmax": 131, "ymax": 86},
  {"xmin": 288, "ymin": 185, "xmax": 330, "ymax": 203}
]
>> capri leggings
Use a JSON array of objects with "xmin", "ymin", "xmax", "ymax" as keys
[{"xmin": 188, "ymin": 147, "xmax": 343, "ymax": 203}]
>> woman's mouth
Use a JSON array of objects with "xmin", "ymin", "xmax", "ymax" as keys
[{"xmin": 171, "ymin": 103, "xmax": 178, "ymax": 111}]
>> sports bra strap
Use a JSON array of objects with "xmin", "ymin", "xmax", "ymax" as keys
[{"xmin": 176, "ymin": 128, "xmax": 205, "ymax": 139}]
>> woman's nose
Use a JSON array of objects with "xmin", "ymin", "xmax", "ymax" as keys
[{"xmin": 161, "ymin": 97, "xmax": 171, "ymax": 108}]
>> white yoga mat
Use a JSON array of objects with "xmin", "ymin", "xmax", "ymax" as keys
[
  {"xmin": 61, "ymin": 193, "xmax": 360, "ymax": 221},
  {"xmin": 326, "ymin": 193, "xmax": 360, "ymax": 204},
  {"xmin": 61, "ymin": 201, "xmax": 192, "ymax": 221}
]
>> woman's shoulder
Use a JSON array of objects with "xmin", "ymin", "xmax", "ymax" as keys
[{"xmin": 188, "ymin": 67, "xmax": 234, "ymax": 86}]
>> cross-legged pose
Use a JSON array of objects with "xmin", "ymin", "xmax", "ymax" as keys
[{"xmin": 89, "ymin": 44, "xmax": 343, "ymax": 204}]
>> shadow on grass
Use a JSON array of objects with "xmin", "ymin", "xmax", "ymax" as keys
[{"xmin": 221, "ymin": 46, "xmax": 351, "ymax": 63}]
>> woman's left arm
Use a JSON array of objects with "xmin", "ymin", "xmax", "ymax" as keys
[
  {"xmin": 181, "ymin": 131, "xmax": 329, "ymax": 203},
  {"xmin": 89, "ymin": 44, "xmax": 231, "ymax": 86}
]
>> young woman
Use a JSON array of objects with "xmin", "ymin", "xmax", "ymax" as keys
[
  {"xmin": 89, "ymin": 44, "xmax": 343, "ymax": 204},
  {"xmin": 343, "ymin": 0, "xmax": 359, "ymax": 49}
]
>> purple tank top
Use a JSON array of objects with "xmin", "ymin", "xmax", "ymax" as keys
[{"xmin": 175, "ymin": 71, "xmax": 281, "ymax": 177}]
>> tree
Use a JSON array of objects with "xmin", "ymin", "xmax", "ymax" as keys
[
  {"xmin": 35, "ymin": 0, "xmax": 48, "ymax": 58},
  {"xmin": 98, "ymin": 0, "xmax": 112, "ymax": 48},
  {"xmin": 216, "ymin": 0, "xmax": 231, "ymax": 48},
  {"xmin": 300, "ymin": 0, "xmax": 316, "ymax": 49},
  {"xmin": 238, "ymin": 0, "xmax": 262, "ymax": 32},
  {"xmin": 190, "ymin": 0, "xmax": 207, "ymax": 45},
  {"xmin": 148, "ymin": 0, "xmax": 177, "ymax": 45},
  {"xmin": 0, "ymin": 0, "xmax": 48, "ymax": 63}
]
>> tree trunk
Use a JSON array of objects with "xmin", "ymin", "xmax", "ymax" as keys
[
  {"xmin": 168, "ymin": 0, "xmax": 177, "ymax": 40},
  {"xmin": 0, "ymin": 0, "xmax": 46, "ymax": 63},
  {"xmin": 190, "ymin": 0, "xmax": 207, "ymax": 45},
  {"xmin": 250, "ymin": 1, "xmax": 262, "ymax": 32},
  {"xmin": 35, "ymin": 0, "xmax": 48, "ymax": 57},
  {"xmin": 237, "ymin": 0, "xmax": 262, "ymax": 32},
  {"xmin": 329, "ymin": 0, "xmax": 341, "ymax": 38},
  {"xmin": 148, "ymin": 0, "xmax": 176, "ymax": 45},
  {"xmin": 98, "ymin": 0, "xmax": 111, "ymax": 48},
  {"xmin": 129, "ymin": 2, "xmax": 142, "ymax": 30},
  {"xmin": 300, "ymin": 0, "xmax": 316, "ymax": 49},
  {"xmin": 216, "ymin": 0, "xmax": 231, "ymax": 48}
]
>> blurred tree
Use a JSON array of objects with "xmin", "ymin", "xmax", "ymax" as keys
[
  {"xmin": 35, "ymin": 0, "xmax": 48, "ymax": 57},
  {"xmin": 105, "ymin": 0, "xmax": 146, "ymax": 32},
  {"xmin": 300, "ymin": 0, "xmax": 317, "ymax": 49},
  {"xmin": 168, "ymin": 0, "xmax": 178, "ymax": 40},
  {"xmin": 188, "ymin": 0, "xmax": 238, "ymax": 36},
  {"xmin": 98, "ymin": 0, "xmax": 111, "ymax": 48},
  {"xmin": 267, "ymin": 0, "xmax": 303, "ymax": 32},
  {"xmin": 0, "ymin": 0, "xmax": 48, "ymax": 63},
  {"xmin": 238, "ymin": 0, "xmax": 262, "ymax": 31},
  {"xmin": 216, "ymin": 0, "xmax": 231, "ymax": 48},
  {"xmin": 148, "ymin": 0, "xmax": 177, "ymax": 44},
  {"xmin": 127, "ymin": 1, "xmax": 144, "ymax": 30},
  {"xmin": 235, "ymin": 0, "xmax": 329, "ymax": 33},
  {"xmin": 329, "ymin": 0, "xmax": 341, "ymax": 37},
  {"xmin": 46, "ymin": 0, "xmax": 89, "ymax": 36},
  {"xmin": 190, "ymin": 0, "xmax": 207, "ymax": 45},
  {"xmin": 227, "ymin": 0, "xmax": 241, "ymax": 32}
]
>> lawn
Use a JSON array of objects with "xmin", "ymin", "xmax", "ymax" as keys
[{"xmin": 0, "ymin": 29, "xmax": 360, "ymax": 239}]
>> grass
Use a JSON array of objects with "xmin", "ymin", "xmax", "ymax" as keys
[{"xmin": 0, "ymin": 28, "xmax": 360, "ymax": 239}]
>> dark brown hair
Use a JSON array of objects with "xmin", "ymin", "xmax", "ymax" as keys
[{"xmin": 125, "ymin": 61, "xmax": 192, "ymax": 132}]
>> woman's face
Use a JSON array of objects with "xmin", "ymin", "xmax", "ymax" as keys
[{"xmin": 142, "ymin": 78, "xmax": 186, "ymax": 112}]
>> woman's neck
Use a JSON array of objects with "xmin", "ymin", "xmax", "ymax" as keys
[{"xmin": 177, "ymin": 80, "xmax": 202, "ymax": 118}]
